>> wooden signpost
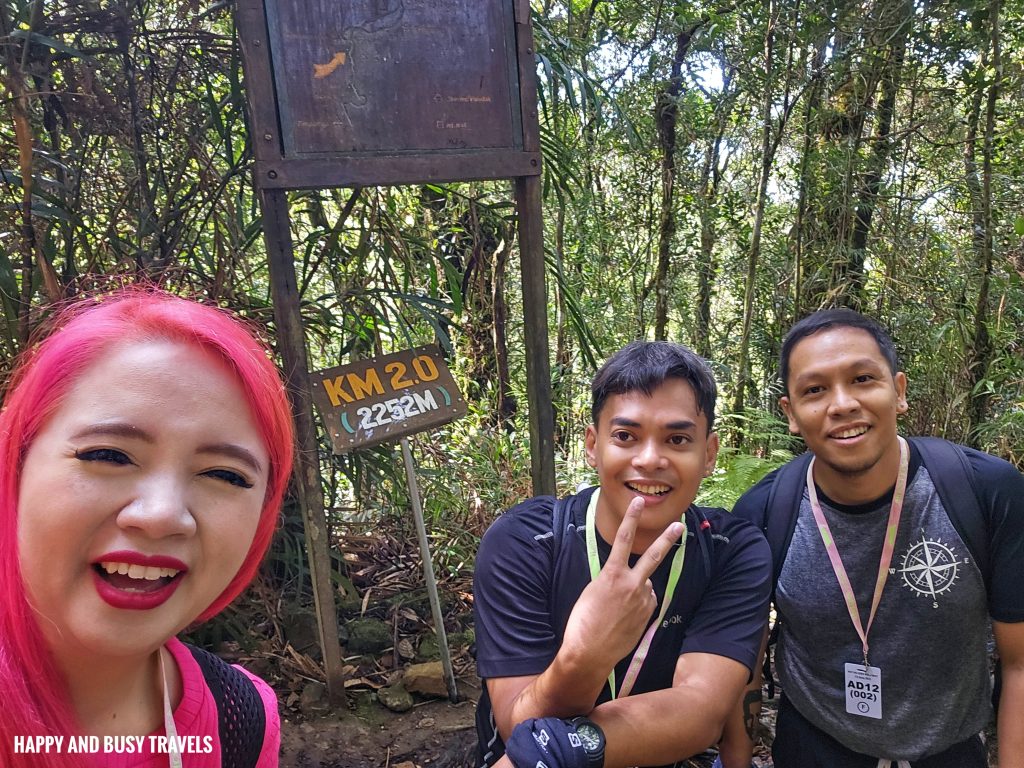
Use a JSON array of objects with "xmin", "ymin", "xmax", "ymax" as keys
[
  {"xmin": 236, "ymin": 0, "xmax": 554, "ymax": 702},
  {"xmin": 311, "ymin": 347, "xmax": 467, "ymax": 700},
  {"xmin": 310, "ymin": 346, "xmax": 467, "ymax": 452}
]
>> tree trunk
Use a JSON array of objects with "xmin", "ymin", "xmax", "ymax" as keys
[
  {"xmin": 694, "ymin": 66, "xmax": 735, "ymax": 358},
  {"xmin": 653, "ymin": 20, "xmax": 698, "ymax": 340},
  {"xmin": 0, "ymin": 0, "xmax": 62, "ymax": 341},
  {"xmin": 792, "ymin": 41, "xmax": 827, "ymax": 319},
  {"xmin": 846, "ymin": 0, "xmax": 912, "ymax": 308},
  {"xmin": 732, "ymin": 0, "xmax": 778, "ymax": 418},
  {"xmin": 964, "ymin": 0, "xmax": 1001, "ymax": 444}
]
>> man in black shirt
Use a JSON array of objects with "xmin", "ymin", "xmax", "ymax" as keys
[{"xmin": 474, "ymin": 341, "xmax": 772, "ymax": 768}]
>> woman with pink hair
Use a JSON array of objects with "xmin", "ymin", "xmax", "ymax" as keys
[{"xmin": 0, "ymin": 290, "xmax": 295, "ymax": 768}]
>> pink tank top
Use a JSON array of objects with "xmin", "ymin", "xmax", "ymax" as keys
[{"xmin": 96, "ymin": 637, "xmax": 280, "ymax": 768}]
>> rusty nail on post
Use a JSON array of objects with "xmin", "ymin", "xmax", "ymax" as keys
[
  {"xmin": 268, "ymin": 170, "xmax": 278, "ymax": 179},
  {"xmin": 253, "ymin": 40, "xmax": 261, "ymax": 46}
]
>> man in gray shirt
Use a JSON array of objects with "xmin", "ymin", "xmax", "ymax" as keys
[{"xmin": 719, "ymin": 308, "xmax": 1024, "ymax": 768}]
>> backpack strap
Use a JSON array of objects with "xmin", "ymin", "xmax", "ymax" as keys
[
  {"xmin": 752, "ymin": 450, "xmax": 811, "ymax": 700},
  {"xmin": 906, "ymin": 437, "xmax": 1000, "ymax": 711},
  {"xmin": 762, "ymin": 451, "xmax": 814, "ymax": 588},
  {"xmin": 188, "ymin": 644, "xmax": 266, "ymax": 768},
  {"xmin": 551, "ymin": 495, "xmax": 570, "ymax": 551},
  {"xmin": 548, "ymin": 494, "xmax": 572, "ymax": 613},
  {"xmin": 910, "ymin": 436, "xmax": 990, "ymax": 591}
]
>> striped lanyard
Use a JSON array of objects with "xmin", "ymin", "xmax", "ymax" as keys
[
  {"xmin": 806, "ymin": 436, "xmax": 909, "ymax": 668},
  {"xmin": 585, "ymin": 490, "xmax": 687, "ymax": 699}
]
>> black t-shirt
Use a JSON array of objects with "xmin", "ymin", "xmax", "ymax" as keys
[{"xmin": 473, "ymin": 487, "xmax": 771, "ymax": 767}]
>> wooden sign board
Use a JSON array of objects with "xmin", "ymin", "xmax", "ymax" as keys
[
  {"xmin": 236, "ymin": 0, "xmax": 541, "ymax": 189},
  {"xmin": 311, "ymin": 346, "xmax": 467, "ymax": 452}
]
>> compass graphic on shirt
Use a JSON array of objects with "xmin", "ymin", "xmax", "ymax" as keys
[{"xmin": 896, "ymin": 536, "xmax": 962, "ymax": 608}]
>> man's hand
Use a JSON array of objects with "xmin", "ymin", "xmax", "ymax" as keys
[
  {"xmin": 486, "ymin": 498, "xmax": 684, "ymax": 738},
  {"xmin": 560, "ymin": 497, "xmax": 685, "ymax": 674}
]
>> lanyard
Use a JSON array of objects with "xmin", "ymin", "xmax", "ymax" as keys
[
  {"xmin": 585, "ymin": 490, "xmax": 687, "ymax": 699},
  {"xmin": 806, "ymin": 436, "xmax": 909, "ymax": 667},
  {"xmin": 159, "ymin": 647, "xmax": 183, "ymax": 768}
]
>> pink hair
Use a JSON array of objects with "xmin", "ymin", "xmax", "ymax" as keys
[{"xmin": 0, "ymin": 289, "xmax": 295, "ymax": 767}]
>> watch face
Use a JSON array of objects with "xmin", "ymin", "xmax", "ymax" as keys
[{"xmin": 576, "ymin": 723, "xmax": 602, "ymax": 751}]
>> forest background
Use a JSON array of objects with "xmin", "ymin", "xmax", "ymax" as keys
[{"xmin": 1, "ymin": 0, "xmax": 1022, "ymax": 722}]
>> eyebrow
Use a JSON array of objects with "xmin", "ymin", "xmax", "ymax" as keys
[
  {"xmin": 664, "ymin": 420, "xmax": 698, "ymax": 431},
  {"xmin": 72, "ymin": 423, "xmax": 154, "ymax": 443},
  {"xmin": 791, "ymin": 358, "xmax": 888, "ymax": 387},
  {"xmin": 71, "ymin": 424, "xmax": 264, "ymax": 474},
  {"xmin": 608, "ymin": 417, "xmax": 697, "ymax": 431},
  {"xmin": 197, "ymin": 443, "xmax": 264, "ymax": 475},
  {"xmin": 608, "ymin": 417, "xmax": 641, "ymax": 428}
]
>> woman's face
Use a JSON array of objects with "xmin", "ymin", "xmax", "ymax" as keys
[{"xmin": 17, "ymin": 339, "xmax": 270, "ymax": 661}]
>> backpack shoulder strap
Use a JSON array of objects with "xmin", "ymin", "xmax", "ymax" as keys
[
  {"xmin": 763, "ymin": 451, "xmax": 814, "ymax": 586},
  {"xmin": 548, "ymin": 494, "xmax": 572, "ymax": 606},
  {"xmin": 910, "ymin": 436, "xmax": 990, "ymax": 589},
  {"xmin": 750, "ymin": 455, "xmax": 810, "ymax": 700},
  {"xmin": 552, "ymin": 495, "xmax": 569, "ymax": 550},
  {"xmin": 188, "ymin": 644, "xmax": 267, "ymax": 768},
  {"xmin": 552, "ymin": 493, "xmax": 577, "ymax": 561}
]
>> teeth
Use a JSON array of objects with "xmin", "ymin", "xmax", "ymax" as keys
[
  {"xmin": 628, "ymin": 483, "xmax": 671, "ymax": 495},
  {"xmin": 834, "ymin": 427, "xmax": 868, "ymax": 439},
  {"xmin": 99, "ymin": 562, "xmax": 180, "ymax": 580}
]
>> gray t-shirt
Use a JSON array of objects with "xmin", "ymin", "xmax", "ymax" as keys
[{"xmin": 776, "ymin": 466, "xmax": 991, "ymax": 761}]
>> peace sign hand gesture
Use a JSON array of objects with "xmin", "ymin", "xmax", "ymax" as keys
[{"xmin": 560, "ymin": 497, "xmax": 685, "ymax": 677}]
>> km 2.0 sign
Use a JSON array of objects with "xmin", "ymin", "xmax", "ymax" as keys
[{"xmin": 311, "ymin": 346, "xmax": 467, "ymax": 452}]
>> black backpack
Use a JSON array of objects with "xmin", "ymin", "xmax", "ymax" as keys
[
  {"xmin": 751, "ymin": 436, "xmax": 990, "ymax": 592},
  {"xmin": 187, "ymin": 645, "xmax": 267, "ymax": 768}
]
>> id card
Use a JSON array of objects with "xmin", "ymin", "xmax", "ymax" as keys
[{"xmin": 844, "ymin": 663, "xmax": 882, "ymax": 719}]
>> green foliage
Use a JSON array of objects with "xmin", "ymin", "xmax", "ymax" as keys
[
  {"xmin": 697, "ymin": 446, "xmax": 795, "ymax": 510},
  {"xmin": 698, "ymin": 406, "xmax": 800, "ymax": 507},
  {"xmin": 3, "ymin": 0, "xmax": 1024, "ymax": 650}
]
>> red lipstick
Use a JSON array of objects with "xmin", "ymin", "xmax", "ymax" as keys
[
  {"xmin": 93, "ymin": 551, "xmax": 188, "ymax": 571},
  {"xmin": 91, "ymin": 551, "xmax": 187, "ymax": 610}
]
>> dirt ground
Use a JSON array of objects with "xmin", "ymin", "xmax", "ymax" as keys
[
  {"xmin": 277, "ymin": 686, "xmax": 997, "ymax": 768},
  {"xmin": 276, "ymin": 670, "xmax": 765, "ymax": 768},
  {"xmin": 279, "ymin": 675, "xmax": 481, "ymax": 768}
]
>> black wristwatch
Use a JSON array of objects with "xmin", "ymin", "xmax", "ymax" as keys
[{"xmin": 568, "ymin": 717, "xmax": 606, "ymax": 768}]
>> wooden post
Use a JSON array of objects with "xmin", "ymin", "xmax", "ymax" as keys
[
  {"xmin": 515, "ymin": 175, "xmax": 556, "ymax": 497},
  {"xmin": 400, "ymin": 437, "xmax": 459, "ymax": 702},
  {"xmin": 259, "ymin": 187, "xmax": 347, "ymax": 705},
  {"xmin": 513, "ymin": 0, "xmax": 555, "ymax": 497}
]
